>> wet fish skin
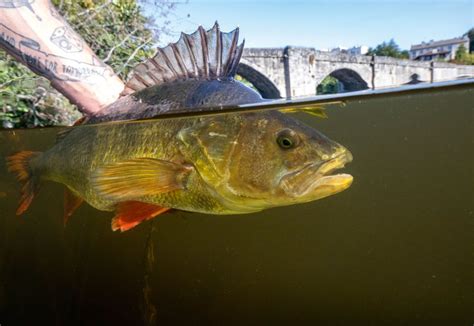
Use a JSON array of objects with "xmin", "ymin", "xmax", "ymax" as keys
[
  {"xmin": 28, "ymin": 106, "xmax": 351, "ymax": 215},
  {"xmin": 6, "ymin": 80, "xmax": 353, "ymax": 230},
  {"xmin": 87, "ymin": 79, "xmax": 263, "ymax": 124},
  {"xmin": 6, "ymin": 23, "xmax": 353, "ymax": 231}
]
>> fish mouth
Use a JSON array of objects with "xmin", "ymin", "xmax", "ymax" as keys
[{"xmin": 279, "ymin": 151, "xmax": 353, "ymax": 201}]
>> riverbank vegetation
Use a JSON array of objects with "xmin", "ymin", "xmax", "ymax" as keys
[
  {"xmin": 0, "ymin": 0, "xmax": 175, "ymax": 128},
  {"xmin": 367, "ymin": 39, "xmax": 409, "ymax": 59}
]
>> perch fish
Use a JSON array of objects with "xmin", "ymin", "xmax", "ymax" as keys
[{"xmin": 7, "ymin": 23, "xmax": 353, "ymax": 231}]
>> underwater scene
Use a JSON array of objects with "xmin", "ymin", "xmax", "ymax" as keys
[{"xmin": 0, "ymin": 83, "xmax": 472, "ymax": 325}]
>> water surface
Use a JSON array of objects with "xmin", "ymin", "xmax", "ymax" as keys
[{"xmin": 0, "ymin": 86, "xmax": 472, "ymax": 325}]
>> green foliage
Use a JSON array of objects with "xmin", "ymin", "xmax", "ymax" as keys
[
  {"xmin": 0, "ymin": 52, "xmax": 81, "ymax": 128},
  {"xmin": 51, "ymin": 0, "xmax": 172, "ymax": 78},
  {"xmin": 316, "ymin": 76, "xmax": 342, "ymax": 95},
  {"xmin": 451, "ymin": 44, "xmax": 474, "ymax": 65},
  {"xmin": 367, "ymin": 39, "xmax": 409, "ymax": 59},
  {"xmin": 400, "ymin": 50, "xmax": 409, "ymax": 59},
  {"xmin": 455, "ymin": 44, "xmax": 468, "ymax": 61},
  {"xmin": 235, "ymin": 74, "xmax": 259, "ymax": 93},
  {"xmin": 466, "ymin": 28, "xmax": 474, "ymax": 53},
  {"xmin": 1, "ymin": 0, "xmax": 175, "ymax": 128}
]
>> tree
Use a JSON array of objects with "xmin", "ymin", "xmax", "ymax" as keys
[
  {"xmin": 465, "ymin": 28, "xmax": 474, "ymax": 53},
  {"xmin": 0, "ymin": 0, "xmax": 176, "ymax": 128},
  {"xmin": 451, "ymin": 43, "xmax": 474, "ymax": 65},
  {"xmin": 455, "ymin": 44, "xmax": 468, "ymax": 61},
  {"xmin": 367, "ymin": 39, "xmax": 409, "ymax": 59},
  {"xmin": 316, "ymin": 76, "xmax": 343, "ymax": 95}
]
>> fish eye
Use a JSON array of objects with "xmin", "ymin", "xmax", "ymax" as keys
[
  {"xmin": 276, "ymin": 129, "xmax": 299, "ymax": 149},
  {"xmin": 278, "ymin": 137, "xmax": 293, "ymax": 148}
]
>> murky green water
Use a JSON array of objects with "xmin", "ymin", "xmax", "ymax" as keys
[{"xmin": 0, "ymin": 86, "xmax": 473, "ymax": 325}]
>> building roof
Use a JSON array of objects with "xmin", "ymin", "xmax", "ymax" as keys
[{"xmin": 411, "ymin": 37, "xmax": 469, "ymax": 50}]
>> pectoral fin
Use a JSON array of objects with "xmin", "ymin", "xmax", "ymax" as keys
[
  {"xmin": 91, "ymin": 158, "xmax": 192, "ymax": 201},
  {"xmin": 112, "ymin": 201, "xmax": 170, "ymax": 232}
]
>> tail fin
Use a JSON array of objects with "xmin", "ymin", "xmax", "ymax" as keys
[{"xmin": 6, "ymin": 151, "xmax": 41, "ymax": 215}]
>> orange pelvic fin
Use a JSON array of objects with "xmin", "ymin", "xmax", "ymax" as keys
[
  {"xmin": 112, "ymin": 201, "xmax": 170, "ymax": 232},
  {"xmin": 64, "ymin": 188, "xmax": 84, "ymax": 225},
  {"xmin": 6, "ymin": 151, "xmax": 41, "ymax": 215}
]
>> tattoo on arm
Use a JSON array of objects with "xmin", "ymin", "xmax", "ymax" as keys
[
  {"xmin": 0, "ymin": 0, "xmax": 42, "ymax": 21},
  {"xmin": 0, "ymin": 22, "xmax": 110, "ymax": 84},
  {"xmin": 50, "ymin": 26, "xmax": 83, "ymax": 53}
]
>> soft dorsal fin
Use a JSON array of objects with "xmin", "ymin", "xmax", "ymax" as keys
[{"xmin": 121, "ymin": 22, "xmax": 244, "ymax": 96}]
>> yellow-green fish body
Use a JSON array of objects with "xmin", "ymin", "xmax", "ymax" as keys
[
  {"xmin": 31, "ymin": 110, "xmax": 351, "ymax": 214},
  {"xmin": 7, "ymin": 23, "xmax": 353, "ymax": 231}
]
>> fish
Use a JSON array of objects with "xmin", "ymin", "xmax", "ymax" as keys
[{"xmin": 6, "ymin": 23, "xmax": 353, "ymax": 232}]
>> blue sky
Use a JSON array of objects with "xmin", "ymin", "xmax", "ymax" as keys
[{"xmin": 148, "ymin": 0, "xmax": 473, "ymax": 50}]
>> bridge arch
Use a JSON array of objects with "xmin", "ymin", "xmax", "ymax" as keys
[
  {"xmin": 317, "ymin": 68, "xmax": 369, "ymax": 94},
  {"xmin": 237, "ymin": 63, "xmax": 281, "ymax": 99}
]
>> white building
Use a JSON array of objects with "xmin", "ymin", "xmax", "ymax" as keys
[
  {"xmin": 347, "ymin": 45, "xmax": 369, "ymax": 56},
  {"xmin": 330, "ymin": 46, "xmax": 347, "ymax": 54},
  {"xmin": 329, "ymin": 45, "xmax": 369, "ymax": 56},
  {"xmin": 410, "ymin": 36, "xmax": 469, "ymax": 61}
]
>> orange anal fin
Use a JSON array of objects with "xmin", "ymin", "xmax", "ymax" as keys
[
  {"xmin": 64, "ymin": 188, "xmax": 84, "ymax": 225},
  {"xmin": 112, "ymin": 201, "xmax": 170, "ymax": 232}
]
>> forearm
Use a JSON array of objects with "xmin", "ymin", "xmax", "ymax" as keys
[{"xmin": 0, "ymin": 0, "xmax": 124, "ymax": 115}]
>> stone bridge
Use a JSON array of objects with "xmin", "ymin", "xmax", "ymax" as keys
[{"xmin": 237, "ymin": 47, "xmax": 474, "ymax": 98}]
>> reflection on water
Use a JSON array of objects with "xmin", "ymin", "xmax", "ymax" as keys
[{"xmin": 0, "ymin": 86, "xmax": 473, "ymax": 325}]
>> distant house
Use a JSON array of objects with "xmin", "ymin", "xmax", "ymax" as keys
[
  {"xmin": 410, "ymin": 36, "xmax": 469, "ymax": 61},
  {"xmin": 330, "ymin": 46, "xmax": 347, "ymax": 54},
  {"xmin": 328, "ymin": 45, "xmax": 369, "ymax": 56},
  {"xmin": 347, "ymin": 45, "xmax": 369, "ymax": 56}
]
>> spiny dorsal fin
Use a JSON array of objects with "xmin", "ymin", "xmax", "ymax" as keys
[{"xmin": 121, "ymin": 22, "xmax": 244, "ymax": 96}]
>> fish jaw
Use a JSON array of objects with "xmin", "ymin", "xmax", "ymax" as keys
[{"xmin": 278, "ymin": 151, "xmax": 353, "ymax": 203}]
